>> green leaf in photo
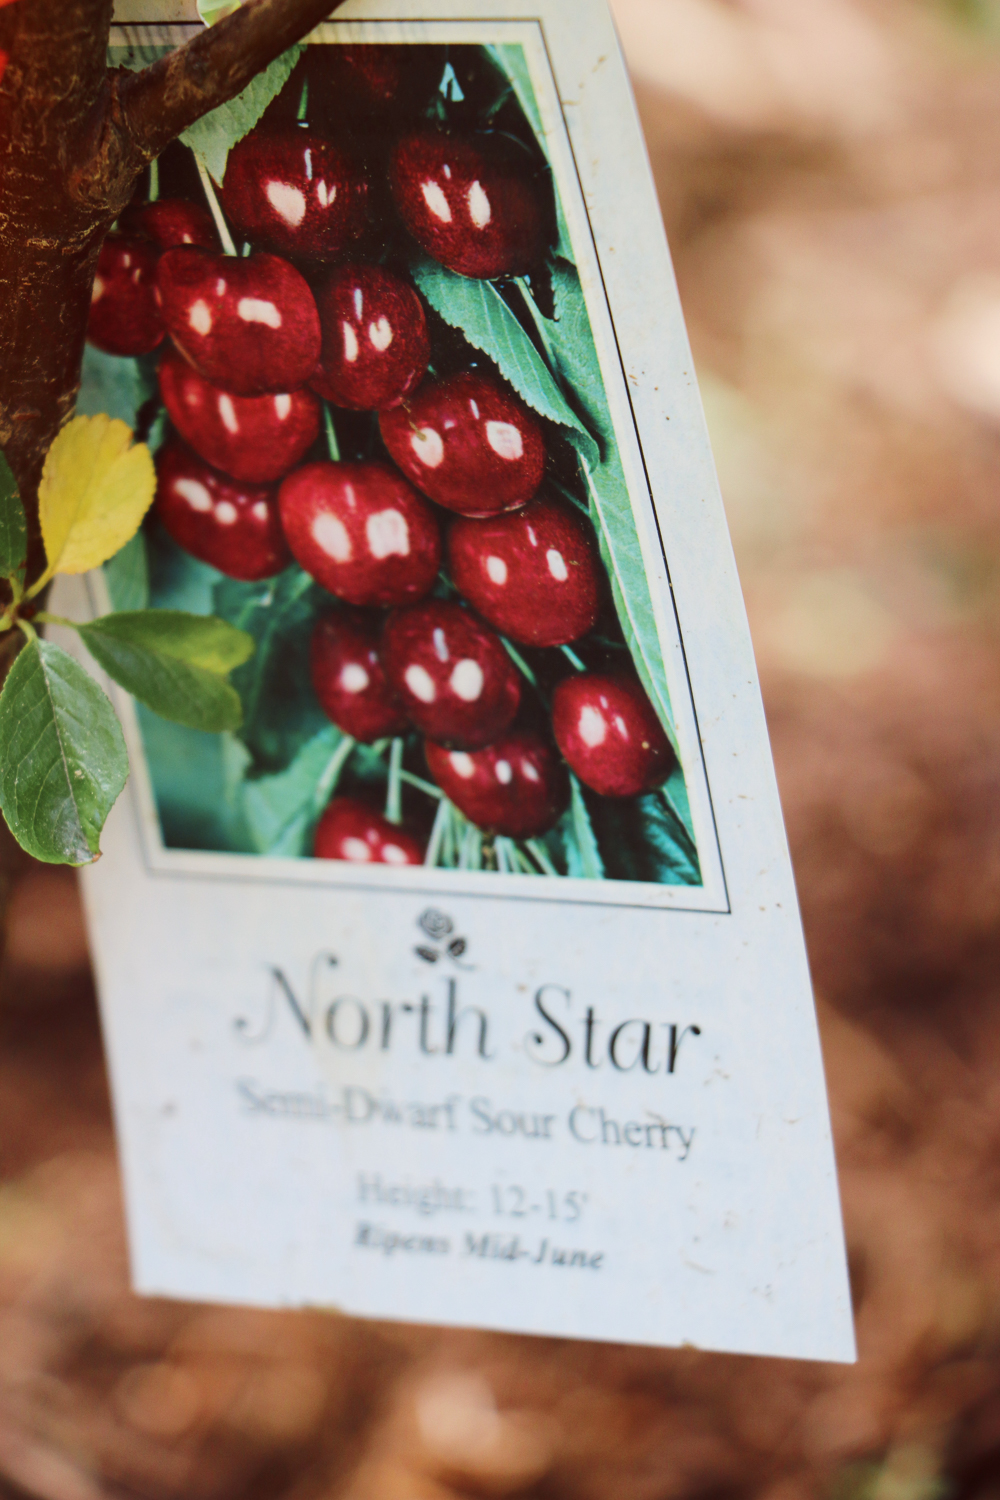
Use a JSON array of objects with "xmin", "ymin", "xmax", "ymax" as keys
[
  {"xmin": 213, "ymin": 567, "xmax": 328, "ymax": 772},
  {"xmin": 0, "ymin": 637, "xmax": 127, "ymax": 865},
  {"xmin": 538, "ymin": 260, "xmax": 679, "ymax": 749},
  {"xmin": 582, "ymin": 450, "xmax": 678, "ymax": 754},
  {"xmin": 76, "ymin": 343, "xmax": 157, "ymax": 430},
  {"xmin": 104, "ymin": 530, "xmax": 150, "ymax": 613},
  {"xmin": 242, "ymin": 724, "xmax": 352, "ymax": 857},
  {"xmin": 78, "ymin": 610, "xmax": 254, "ymax": 733},
  {"xmin": 587, "ymin": 787, "xmax": 702, "ymax": 886},
  {"xmin": 485, "ymin": 42, "xmax": 574, "ymax": 262},
  {"xmin": 412, "ymin": 260, "xmax": 600, "ymax": 470},
  {"xmin": 0, "ymin": 450, "xmax": 27, "ymax": 586},
  {"xmin": 563, "ymin": 773, "xmax": 604, "ymax": 879},
  {"xmin": 180, "ymin": 45, "xmax": 303, "ymax": 183}
]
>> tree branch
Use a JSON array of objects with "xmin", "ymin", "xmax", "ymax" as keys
[{"xmin": 117, "ymin": 0, "xmax": 345, "ymax": 167}]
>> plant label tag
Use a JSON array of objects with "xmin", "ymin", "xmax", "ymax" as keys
[{"xmin": 66, "ymin": 0, "xmax": 855, "ymax": 1361}]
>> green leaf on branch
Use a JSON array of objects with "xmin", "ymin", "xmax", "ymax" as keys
[
  {"xmin": 0, "ymin": 637, "xmax": 127, "ymax": 865},
  {"xmin": 180, "ymin": 45, "xmax": 303, "ymax": 183},
  {"xmin": 78, "ymin": 610, "xmax": 254, "ymax": 733},
  {"xmin": 0, "ymin": 450, "xmax": 27, "ymax": 585},
  {"xmin": 411, "ymin": 260, "xmax": 600, "ymax": 469}
]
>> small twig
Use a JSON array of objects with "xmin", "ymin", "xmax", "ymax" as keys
[{"xmin": 117, "ymin": 0, "xmax": 347, "ymax": 166}]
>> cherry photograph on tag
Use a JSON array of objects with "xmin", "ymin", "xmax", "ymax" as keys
[{"xmin": 60, "ymin": 0, "xmax": 856, "ymax": 1364}]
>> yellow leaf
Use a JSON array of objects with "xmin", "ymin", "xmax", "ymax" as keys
[{"xmin": 38, "ymin": 415, "xmax": 156, "ymax": 578}]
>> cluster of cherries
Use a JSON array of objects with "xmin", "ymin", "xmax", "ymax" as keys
[{"xmin": 88, "ymin": 81, "xmax": 675, "ymax": 870}]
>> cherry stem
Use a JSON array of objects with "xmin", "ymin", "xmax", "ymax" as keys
[
  {"xmin": 560, "ymin": 644, "xmax": 586, "ymax": 672},
  {"xmin": 314, "ymin": 733, "xmax": 356, "ymax": 810},
  {"xmin": 501, "ymin": 636, "xmax": 536, "ymax": 686},
  {"xmin": 149, "ymin": 157, "xmax": 160, "ymax": 203},
  {"xmin": 195, "ymin": 156, "xmax": 238, "ymax": 256},
  {"xmin": 423, "ymin": 797, "xmax": 450, "ymax": 867},
  {"xmin": 385, "ymin": 738, "xmax": 404, "ymax": 825},
  {"xmin": 458, "ymin": 819, "xmax": 482, "ymax": 870},
  {"xmin": 324, "ymin": 406, "xmax": 341, "ymax": 463},
  {"xmin": 297, "ymin": 76, "xmax": 309, "ymax": 121},
  {"xmin": 399, "ymin": 769, "xmax": 442, "ymax": 799},
  {"xmin": 525, "ymin": 838, "xmax": 558, "ymax": 876}
]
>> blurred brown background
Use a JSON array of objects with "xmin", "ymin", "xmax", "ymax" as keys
[{"xmin": 4, "ymin": 2, "xmax": 1000, "ymax": 1497}]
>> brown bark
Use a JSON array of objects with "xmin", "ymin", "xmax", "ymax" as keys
[{"xmin": 0, "ymin": 0, "xmax": 342, "ymax": 576}]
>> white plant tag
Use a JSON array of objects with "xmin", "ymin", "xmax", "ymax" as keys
[{"xmin": 75, "ymin": 0, "xmax": 855, "ymax": 1361}]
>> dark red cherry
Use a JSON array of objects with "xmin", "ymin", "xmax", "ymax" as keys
[
  {"xmin": 220, "ymin": 126, "xmax": 368, "ymax": 261},
  {"xmin": 311, "ymin": 612, "xmax": 409, "ymax": 743},
  {"xmin": 314, "ymin": 796, "xmax": 424, "ymax": 865},
  {"xmin": 552, "ymin": 673, "xmax": 675, "ymax": 798},
  {"xmin": 390, "ymin": 130, "xmax": 551, "ymax": 279},
  {"xmin": 279, "ymin": 461, "xmax": 441, "ymax": 607},
  {"xmin": 157, "ymin": 246, "xmax": 320, "ymax": 395},
  {"xmin": 425, "ymin": 731, "xmax": 568, "ymax": 838},
  {"xmin": 447, "ymin": 493, "xmax": 600, "ymax": 647},
  {"xmin": 379, "ymin": 372, "xmax": 545, "ymax": 517},
  {"xmin": 87, "ymin": 234, "xmax": 164, "ymax": 356},
  {"xmin": 120, "ymin": 198, "xmax": 217, "ymax": 251},
  {"xmin": 381, "ymin": 600, "xmax": 520, "ymax": 750},
  {"xmin": 155, "ymin": 439, "xmax": 290, "ymax": 581},
  {"xmin": 310, "ymin": 264, "xmax": 430, "ymax": 411},
  {"xmin": 158, "ymin": 347, "xmax": 321, "ymax": 485}
]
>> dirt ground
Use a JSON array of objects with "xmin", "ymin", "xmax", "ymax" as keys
[{"xmin": 3, "ymin": 2, "xmax": 1000, "ymax": 1497}]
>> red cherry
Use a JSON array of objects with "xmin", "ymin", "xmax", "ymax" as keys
[
  {"xmin": 220, "ymin": 126, "xmax": 368, "ymax": 262},
  {"xmin": 379, "ymin": 372, "xmax": 545, "ymax": 517},
  {"xmin": 120, "ymin": 198, "xmax": 217, "ymax": 251},
  {"xmin": 157, "ymin": 246, "xmax": 320, "ymax": 395},
  {"xmin": 425, "ymin": 731, "xmax": 568, "ymax": 838},
  {"xmin": 158, "ymin": 347, "xmax": 320, "ymax": 484},
  {"xmin": 310, "ymin": 264, "xmax": 430, "ymax": 411},
  {"xmin": 447, "ymin": 493, "xmax": 600, "ymax": 646},
  {"xmin": 279, "ymin": 461, "xmax": 441, "ymax": 607},
  {"xmin": 552, "ymin": 674, "xmax": 675, "ymax": 798},
  {"xmin": 155, "ymin": 439, "xmax": 290, "ymax": 581},
  {"xmin": 87, "ymin": 234, "xmax": 164, "ymax": 356},
  {"xmin": 314, "ymin": 796, "xmax": 424, "ymax": 865},
  {"xmin": 390, "ymin": 130, "xmax": 550, "ymax": 279},
  {"xmin": 311, "ymin": 612, "xmax": 409, "ymax": 743},
  {"xmin": 381, "ymin": 600, "xmax": 520, "ymax": 749}
]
